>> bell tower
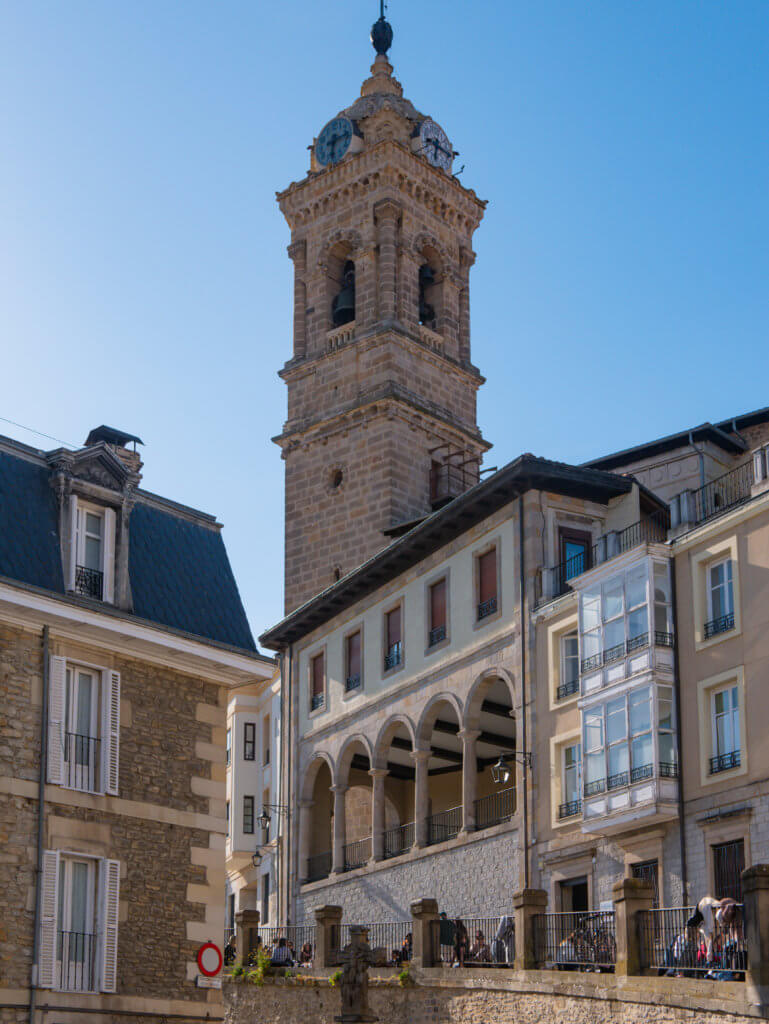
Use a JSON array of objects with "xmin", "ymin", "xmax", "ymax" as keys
[{"xmin": 275, "ymin": 12, "xmax": 490, "ymax": 613}]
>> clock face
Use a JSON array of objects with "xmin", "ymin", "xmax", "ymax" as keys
[
  {"xmin": 419, "ymin": 119, "xmax": 453, "ymax": 171},
  {"xmin": 316, "ymin": 117, "xmax": 354, "ymax": 167}
]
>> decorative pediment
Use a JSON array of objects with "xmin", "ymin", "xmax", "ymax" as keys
[{"xmin": 70, "ymin": 445, "xmax": 130, "ymax": 490}]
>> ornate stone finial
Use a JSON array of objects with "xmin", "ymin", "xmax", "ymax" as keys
[{"xmin": 370, "ymin": 1, "xmax": 393, "ymax": 56}]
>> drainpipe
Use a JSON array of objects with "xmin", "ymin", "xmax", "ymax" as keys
[
  {"xmin": 688, "ymin": 431, "xmax": 706, "ymax": 489},
  {"xmin": 670, "ymin": 560, "xmax": 688, "ymax": 904},
  {"xmin": 284, "ymin": 642, "xmax": 294, "ymax": 926},
  {"xmin": 518, "ymin": 496, "xmax": 530, "ymax": 890},
  {"xmin": 29, "ymin": 625, "xmax": 50, "ymax": 1024}
]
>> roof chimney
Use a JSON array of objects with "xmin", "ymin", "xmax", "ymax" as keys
[{"xmin": 84, "ymin": 425, "xmax": 144, "ymax": 474}]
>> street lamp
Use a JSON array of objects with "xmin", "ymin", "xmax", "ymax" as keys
[
  {"xmin": 490, "ymin": 750, "xmax": 533, "ymax": 784},
  {"xmin": 257, "ymin": 803, "xmax": 290, "ymax": 831},
  {"xmin": 251, "ymin": 849, "xmax": 262, "ymax": 869}
]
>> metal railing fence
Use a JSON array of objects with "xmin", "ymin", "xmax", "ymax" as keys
[
  {"xmin": 63, "ymin": 732, "xmax": 100, "ymax": 792},
  {"xmin": 693, "ymin": 461, "xmax": 753, "ymax": 524},
  {"xmin": 534, "ymin": 911, "xmax": 616, "ymax": 970},
  {"xmin": 343, "ymin": 837, "xmax": 371, "ymax": 872},
  {"xmin": 435, "ymin": 915, "xmax": 515, "ymax": 966},
  {"xmin": 306, "ymin": 850, "xmax": 332, "ymax": 882},
  {"xmin": 474, "ymin": 787, "xmax": 515, "ymax": 830},
  {"xmin": 257, "ymin": 925, "xmax": 317, "ymax": 964},
  {"xmin": 57, "ymin": 930, "xmax": 96, "ymax": 991},
  {"xmin": 382, "ymin": 821, "xmax": 415, "ymax": 859},
  {"xmin": 639, "ymin": 906, "xmax": 746, "ymax": 976},
  {"xmin": 426, "ymin": 806, "xmax": 462, "ymax": 846}
]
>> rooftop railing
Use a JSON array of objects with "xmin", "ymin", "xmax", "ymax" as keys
[{"xmin": 692, "ymin": 461, "xmax": 754, "ymax": 524}]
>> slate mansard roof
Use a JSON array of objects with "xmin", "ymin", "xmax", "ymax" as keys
[{"xmin": 0, "ymin": 439, "xmax": 258, "ymax": 654}]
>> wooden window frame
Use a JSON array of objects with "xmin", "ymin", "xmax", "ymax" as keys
[{"xmin": 243, "ymin": 722, "xmax": 256, "ymax": 762}]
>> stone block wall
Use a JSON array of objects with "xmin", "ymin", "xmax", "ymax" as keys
[
  {"xmin": 295, "ymin": 828, "xmax": 519, "ymax": 925},
  {"xmin": 224, "ymin": 974, "xmax": 761, "ymax": 1024}
]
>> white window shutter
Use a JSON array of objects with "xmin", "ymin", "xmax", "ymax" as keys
[
  {"xmin": 102, "ymin": 670, "xmax": 120, "ymax": 796},
  {"xmin": 47, "ymin": 657, "xmax": 67, "ymax": 786},
  {"xmin": 102, "ymin": 507, "xmax": 116, "ymax": 603},
  {"xmin": 68, "ymin": 496, "xmax": 80, "ymax": 590},
  {"xmin": 37, "ymin": 849, "xmax": 60, "ymax": 988},
  {"xmin": 98, "ymin": 858, "xmax": 120, "ymax": 993}
]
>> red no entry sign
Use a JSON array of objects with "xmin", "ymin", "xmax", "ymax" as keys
[{"xmin": 197, "ymin": 942, "xmax": 223, "ymax": 977}]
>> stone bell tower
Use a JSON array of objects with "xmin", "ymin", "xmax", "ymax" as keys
[{"xmin": 275, "ymin": 13, "xmax": 490, "ymax": 613}]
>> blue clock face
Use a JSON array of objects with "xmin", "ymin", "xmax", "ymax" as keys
[{"xmin": 316, "ymin": 117, "xmax": 354, "ymax": 166}]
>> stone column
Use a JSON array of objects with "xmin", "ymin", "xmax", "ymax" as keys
[
  {"xmin": 297, "ymin": 800, "xmax": 313, "ymax": 882},
  {"xmin": 235, "ymin": 908, "xmax": 260, "ymax": 964},
  {"xmin": 743, "ymin": 864, "xmax": 769, "ymax": 1007},
  {"xmin": 512, "ymin": 888, "xmax": 547, "ymax": 971},
  {"xmin": 369, "ymin": 768, "xmax": 388, "ymax": 862},
  {"xmin": 412, "ymin": 749, "xmax": 431, "ymax": 848},
  {"xmin": 410, "ymin": 898, "xmax": 440, "ymax": 969},
  {"xmin": 314, "ymin": 904, "xmax": 343, "ymax": 968},
  {"xmin": 331, "ymin": 785, "xmax": 347, "ymax": 874},
  {"xmin": 458, "ymin": 729, "xmax": 480, "ymax": 834},
  {"xmin": 374, "ymin": 199, "xmax": 401, "ymax": 322},
  {"xmin": 398, "ymin": 248, "xmax": 420, "ymax": 330},
  {"xmin": 457, "ymin": 246, "xmax": 475, "ymax": 364},
  {"xmin": 612, "ymin": 877, "xmax": 654, "ymax": 977},
  {"xmin": 288, "ymin": 239, "xmax": 307, "ymax": 358}
]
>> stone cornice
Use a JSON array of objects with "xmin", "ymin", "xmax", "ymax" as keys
[
  {"xmin": 277, "ymin": 139, "xmax": 486, "ymax": 233},
  {"xmin": 278, "ymin": 321, "xmax": 485, "ymax": 388},
  {"xmin": 273, "ymin": 381, "xmax": 490, "ymax": 455}
]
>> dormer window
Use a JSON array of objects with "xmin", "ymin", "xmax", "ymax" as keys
[{"xmin": 69, "ymin": 498, "xmax": 115, "ymax": 603}]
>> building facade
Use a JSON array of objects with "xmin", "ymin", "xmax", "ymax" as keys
[
  {"xmin": 0, "ymin": 427, "xmax": 273, "ymax": 1023},
  {"xmin": 225, "ymin": 666, "xmax": 282, "ymax": 936},
  {"xmin": 263, "ymin": 417, "xmax": 769, "ymax": 928}
]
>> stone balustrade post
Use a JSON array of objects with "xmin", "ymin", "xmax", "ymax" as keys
[
  {"xmin": 331, "ymin": 784, "xmax": 347, "ymax": 874},
  {"xmin": 369, "ymin": 768, "xmax": 388, "ymax": 861},
  {"xmin": 512, "ymin": 888, "xmax": 547, "ymax": 971},
  {"xmin": 235, "ymin": 908, "xmax": 260, "ymax": 964},
  {"xmin": 412, "ymin": 749, "xmax": 431, "ymax": 848},
  {"xmin": 743, "ymin": 864, "xmax": 769, "ymax": 1008},
  {"xmin": 612, "ymin": 877, "xmax": 654, "ymax": 977},
  {"xmin": 314, "ymin": 904, "xmax": 343, "ymax": 969},
  {"xmin": 410, "ymin": 898, "xmax": 440, "ymax": 968},
  {"xmin": 458, "ymin": 729, "xmax": 480, "ymax": 834}
]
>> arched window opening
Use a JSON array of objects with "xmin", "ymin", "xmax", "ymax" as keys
[
  {"xmin": 305, "ymin": 760, "xmax": 333, "ymax": 882},
  {"xmin": 469, "ymin": 676, "xmax": 517, "ymax": 830},
  {"xmin": 419, "ymin": 263, "xmax": 438, "ymax": 330},
  {"xmin": 421, "ymin": 699, "xmax": 463, "ymax": 846},
  {"xmin": 331, "ymin": 259, "xmax": 356, "ymax": 327},
  {"xmin": 377, "ymin": 722, "xmax": 415, "ymax": 860}
]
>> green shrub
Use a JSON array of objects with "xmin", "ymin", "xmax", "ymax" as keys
[{"xmin": 329, "ymin": 969, "xmax": 343, "ymax": 987}]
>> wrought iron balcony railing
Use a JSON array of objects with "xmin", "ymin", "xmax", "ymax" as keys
[
  {"xmin": 704, "ymin": 611, "xmax": 735, "ymax": 640},
  {"xmin": 382, "ymin": 822, "xmax": 415, "ymax": 860},
  {"xmin": 557, "ymin": 678, "xmax": 579, "ymax": 701},
  {"xmin": 474, "ymin": 786, "xmax": 515, "ymax": 830},
  {"xmin": 477, "ymin": 596, "xmax": 498, "ymax": 621},
  {"xmin": 342, "ymin": 837, "xmax": 371, "ymax": 872},
  {"xmin": 63, "ymin": 732, "xmax": 100, "ymax": 792},
  {"xmin": 607, "ymin": 771, "xmax": 630, "ymax": 791},
  {"xmin": 710, "ymin": 750, "xmax": 740, "ymax": 774},
  {"xmin": 585, "ymin": 779, "xmax": 606, "ymax": 796},
  {"xmin": 305, "ymin": 850, "xmax": 332, "ymax": 883},
  {"xmin": 558, "ymin": 799, "xmax": 581, "ymax": 820},
  {"xmin": 428, "ymin": 624, "xmax": 446, "ymax": 647},
  {"xmin": 74, "ymin": 565, "xmax": 103, "ymax": 600},
  {"xmin": 630, "ymin": 763, "xmax": 654, "ymax": 783},
  {"xmin": 57, "ymin": 930, "xmax": 96, "ymax": 992},
  {"xmin": 426, "ymin": 806, "xmax": 462, "ymax": 846},
  {"xmin": 345, "ymin": 673, "xmax": 361, "ymax": 692},
  {"xmin": 310, "ymin": 693, "xmax": 325, "ymax": 712},
  {"xmin": 384, "ymin": 642, "xmax": 402, "ymax": 671}
]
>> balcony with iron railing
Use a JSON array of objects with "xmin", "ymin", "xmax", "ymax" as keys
[
  {"xmin": 74, "ymin": 565, "xmax": 103, "ymax": 600},
  {"xmin": 384, "ymin": 642, "xmax": 402, "ymax": 671},
  {"xmin": 63, "ymin": 732, "xmax": 100, "ymax": 792},
  {"xmin": 426, "ymin": 806, "xmax": 462, "ymax": 846},
  {"xmin": 57, "ymin": 930, "xmax": 96, "ymax": 992},
  {"xmin": 342, "ymin": 837, "xmax": 371, "ymax": 872},
  {"xmin": 710, "ymin": 750, "xmax": 740, "ymax": 774},
  {"xmin": 541, "ymin": 508, "xmax": 671, "ymax": 604},
  {"xmin": 474, "ymin": 786, "xmax": 515, "ymax": 830},
  {"xmin": 382, "ymin": 822, "xmax": 415, "ymax": 860},
  {"xmin": 306, "ymin": 850, "xmax": 332, "ymax": 883},
  {"xmin": 704, "ymin": 611, "xmax": 735, "ymax": 640}
]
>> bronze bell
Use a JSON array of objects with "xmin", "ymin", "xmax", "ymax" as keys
[
  {"xmin": 332, "ymin": 260, "xmax": 356, "ymax": 327},
  {"xmin": 419, "ymin": 263, "xmax": 436, "ymax": 326}
]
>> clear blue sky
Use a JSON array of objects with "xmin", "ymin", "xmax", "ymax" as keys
[{"xmin": 2, "ymin": 2, "xmax": 767, "ymax": 643}]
